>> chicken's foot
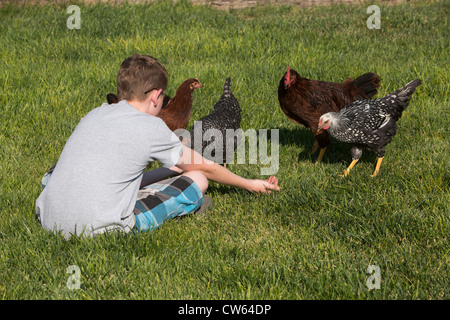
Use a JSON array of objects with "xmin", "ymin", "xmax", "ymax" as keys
[
  {"xmin": 311, "ymin": 141, "xmax": 319, "ymax": 154},
  {"xmin": 370, "ymin": 157, "xmax": 383, "ymax": 177},
  {"xmin": 314, "ymin": 147, "xmax": 327, "ymax": 164},
  {"xmin": 339, "ymin": 159, "xmax": 359, "ymax": 178}
]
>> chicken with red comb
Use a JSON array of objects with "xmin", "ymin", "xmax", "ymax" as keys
[{"xmin": 278, "ymin": 66, "xmax": 381, "ymax": 163}]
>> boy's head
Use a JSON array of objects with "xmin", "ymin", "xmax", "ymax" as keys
[{"xmin": 117, "ymin": 54, "xmax": 168, "ymax": 102}]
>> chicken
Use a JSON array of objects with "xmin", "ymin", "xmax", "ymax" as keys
[
  {"xmin": 106, "ymin": 78, "xmax": 203, "ymax": 131},
  {"xmin": 157, "ymin": 78, "xmax": 203, "ymax": 131},
  {"xmin": 318, "ymin": 79, "xmax": 421, "ymax": 177},
  {"xmin": 106, "ymin": 93, "xmax": 120, "ymax": 104},
  {"xmin": 183, "ymin": 77, "xmax": 241, "ymax": 165},
  {"xmin": 278, "ymin": 67, "xmax": 381, "ymax": 163}
]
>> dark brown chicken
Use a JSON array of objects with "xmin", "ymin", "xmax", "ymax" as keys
[
  {"xmin": 106, "ymin": 78, "xmax": 203, "ymax": 131},
  {"xmin": 278, "ymin": 67, "xmax": 381, "ymax": 163}
]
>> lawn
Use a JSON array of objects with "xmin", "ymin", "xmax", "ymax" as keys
[{"xmin": 0, "ymin": 0, "xmax": 448, "ymax": 300}]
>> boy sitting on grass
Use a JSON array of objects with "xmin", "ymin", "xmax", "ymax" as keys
[{"xmin": 35, "ymin": 54, "xmax": 279, "ymax": 238}]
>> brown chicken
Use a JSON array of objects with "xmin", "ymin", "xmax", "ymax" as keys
[
  {"xmin": 106, "ymin": 78, "xmax": 203, "ymax": 131},
  {"xmin": 278, "ymin": 67, "xmax": 381, "ymax": 163},
  {"xmin": 157, "ymin": 78, "xmax": 203, "ymax": 131}
]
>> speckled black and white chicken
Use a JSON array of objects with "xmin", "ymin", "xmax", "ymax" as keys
[
  {"xmin": 182, "ymin": 77, "xmax": 241, "ymax": 165},
  {"xmin": 318, "ymin": 79, "xmax": 421, "ymax": 177}
]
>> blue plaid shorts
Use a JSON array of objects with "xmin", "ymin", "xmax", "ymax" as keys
[
  {"xmin": 133, "ymin": 175, "xmax": 204, "ymax": 232},
  {"xmin": 40, "ymin": 166, "xmax": 203, "ymax": 233}
]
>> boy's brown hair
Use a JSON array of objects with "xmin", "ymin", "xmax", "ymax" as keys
[{"xmin": 117, "ymin": 54, "xmax": 168, "ymax": 102}]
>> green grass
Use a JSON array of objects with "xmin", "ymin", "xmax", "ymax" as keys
[{"xmin": 0, "ymin": 0, "xmax": 448, "ymax": 299}]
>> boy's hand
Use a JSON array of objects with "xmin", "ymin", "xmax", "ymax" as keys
[{"xmin": 246, "ymin": 176, "xmax": 280, "ymax": 194}]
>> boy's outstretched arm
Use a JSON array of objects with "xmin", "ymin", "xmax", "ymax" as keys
[{"xmin": 176, "ymin": 146, "xmax": 280, "ymax": 194}]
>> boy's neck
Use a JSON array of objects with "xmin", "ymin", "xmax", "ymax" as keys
[{"xmin": 127, "ymin": 99, "xmax": 159, "ymax": 116}]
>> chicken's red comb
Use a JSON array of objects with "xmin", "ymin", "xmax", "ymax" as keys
[{"xmin": 285, "ymin": 66, "xmax": 291, "ymax": 82}]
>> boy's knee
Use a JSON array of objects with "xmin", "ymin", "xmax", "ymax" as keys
[{"xmin": 183, "ymin": 171, "xmax": 208, "ymax": 194}]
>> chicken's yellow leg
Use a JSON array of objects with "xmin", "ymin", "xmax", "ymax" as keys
[
  {"xmin": 315, "ymin": 147, "xmax": 327, "ymax": 164},
  {"xmin": 311, "ymin": 141, "xmax": 319, "ymax": 154},
  {"xmin": 340, "ymin": 159, "xmax": 359, "ymax": 178},
  {"xmin": 371, "ymin": 157, "xmax": 384, "ymax": 177}
]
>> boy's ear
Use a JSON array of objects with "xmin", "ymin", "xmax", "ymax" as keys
[
  {"xmin": 149, "ymin": 89, "xmax": 163, "ymax": 107},
  {"xmin": 146, "ymin": 89, "xmax": 157, "ymax": 106}
]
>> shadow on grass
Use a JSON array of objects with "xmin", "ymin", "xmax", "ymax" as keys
[
  {"xmin": 277, "ymin": 127, "xmax": 377, "ymax": 165},
  {"xmin": 206, "ymin": 183, "xmax": 245, "ymax": 196}
]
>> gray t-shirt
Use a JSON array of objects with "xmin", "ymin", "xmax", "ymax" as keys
[{"xmin": 35, "ymin": 101, "xmax": 183, "ymax": 238}]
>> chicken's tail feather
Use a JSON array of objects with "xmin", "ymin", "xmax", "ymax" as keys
[
  {"xmin": 393, "ymin": 79, "xmax": 422, "ymax": 104},
  {"xmin": 222, "ymin": 77, "xmax": 232, "ymax": 98},
  {"xmin": 383, "ymin": 79, "xmax": 421, "ymax": 120},
  {"xmin": 352, "ymin": 72, "xmax": 381, "ymax": 99}
]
